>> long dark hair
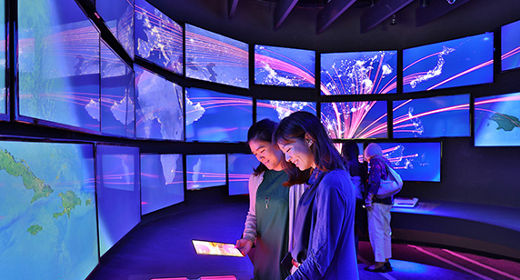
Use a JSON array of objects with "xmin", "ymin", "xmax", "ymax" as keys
[
  {"xmin": 273, "ymin": 111, "xmax": 345, "ymax": 185},
  {"xmin": 248, "ymin": 119, "xmax": 277, "ymax": 176},
  {"xmin": 341, "ymin": 140, "xmax": 359, "ymax": 168}
]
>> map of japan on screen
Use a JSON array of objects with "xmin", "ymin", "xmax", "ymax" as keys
[{"xmin": 0, "ymin": 141, "xmax": 98, "ymax": 279}]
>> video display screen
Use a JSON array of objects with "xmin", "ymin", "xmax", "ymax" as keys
[
  {"xmin": 474, "ymin": 92, "xmax": 520, "ymax": 147},
  {"xmin": 403, "ymin": 33, "xmax": 493, "ymax": 93},
  {"xmin": 321, "ymin": 50, "xmax": 397, "ymax": 95},
  {"xmin": 256, "ymin": 100, "xmax": 316, "ymax": 122},
  {"xmin": 135, "ymin": 65, "xmax": 184, "ymax": 140},
  {"xmin": 186, "ymin": 87, "xmax": 252, "ymax": 142},
  {"xmin": 135, "ymin": 0, "xmax": 183, "ymax": 74},
  {"xmin": 393, "ymin": 94, "xmax": 470, "ymax": 138},
  {"xmin": 186, "ymin": 154, "xmax": 226, "ymax": 190},
  {"xmin": 18, "ymin": 0, "xmax": 100, "ymax": 131},
  {"xmin": 100, "ymin": 41, "xmax": 135, "ymax": 138},
  {"xmin": 228, "ymin": 153, "xmax": 258, "ymax": 195},
  {"xmin": 0, "ymin": 0, "xmax": 5, "ymax": 116},
  {"xmin": 0, "ymin": 141, "xmax": 97, "ymax": 279},
  {"xmin": 502, "ymin": 19, "xmax": 520, "ymax": 71},
  {"xmin": 255, "ymin": 45, "xmax": 315, "ymax": 88},
  {"xmin": 378, "ymin": 142, "xmax": 441, "ymax": 182},
  {"xmin": 321, "ymin": 101, "xmax": 388, "ymax": 139},
  {"xmin": 185, "ymin": 24, "xmax": 249, "ymax": 88},
  {"xmin": 96, "ymin": 145, "xmax": 140, "ymax": 257},
  {"xmin": 141, "ymin": 154, "xmax": 184, "ymax": 215},
  {"xmin": 96, "ymin": 0, "xmax": 134, "ymax": 58}
]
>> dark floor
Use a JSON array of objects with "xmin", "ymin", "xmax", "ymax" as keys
[{"xmin": 87, "ymin": 198, "xmax": 520, "ymax": 280}]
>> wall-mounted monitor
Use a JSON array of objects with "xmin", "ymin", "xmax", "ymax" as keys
[
  {"xmin": 378, "ymin": 142, "xmax": 441, "ymax": 182},
  {"xmin": 254, "ymin": 45, "xmax": 315, "ymax": 88},
  {"xmin": 228, "ymin": 153, "xmax": 258, "ymax": 195},
  {"xmin": 185, "ymin": 87, "xmax": 252, "ymax": 142},
  {"xmin": 0, "ymin": 141, "xmax": 97, "ymax": 279},
  {"xmin": 185, "ymin": 24, "xmax": 249, "ymax": 88},
  {"xmin": 256, "ymin": 100, "xmax": 316, "ymax": 122},
  {"xmin": 96, "ymin": 0, "xmax": 134, "ymax": 58},
  {"xmin": 321, "ymin": 101, "xmax": 387, "ymax": 139},
  {"xmin": 134, "ymin": 0, "xmax": 182, "ymax": 74},
  {"xmin": 96, "ymin": 145, "xmax": 140, "ymax": 257},
  {"xmin": 474, "ymin": 92, "xmax": 520, "ymax": 147},
  {"xmin": 0, "ymin": 0, "xmax": 5, "ymax": 117},
  {"xmin": 321, "ymin": 50, "xmax": 397, "ymax": 95},
  {"xmin": 141, "ymin": 154, "xmax": 184, "ymax": 215},
  {"xmin": 100, "ymin": 41, "xmax": 135, "ymax": 138},
  {"xmin": 334, "ymin": 142, "xmax": 365, "ymax": 163},
  {"xmin": 18, "ymin": 0, "xmax": 100, "ymax": 132},
  {"xmin": 393, "ymin": 94, "xmax": 470, "ymax": 138},
  {"xmin": 186, "ymin": 154, "xmax": 226, "ymax": 190},
  {"xmin": 134, "ymin": 65, "xmax": 184, "ymax": 141},
  {"xmin": 403, "ymin": 33, "xmax": 493, "ymax": 93},
  {"xmin": 502, "ymin": 19, "xmax": 520, "ymax": 71}
]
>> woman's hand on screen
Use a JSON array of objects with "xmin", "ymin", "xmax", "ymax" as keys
[{"xmin": 235, "ymin": 238, "xmax": 253, "ymax": 256}]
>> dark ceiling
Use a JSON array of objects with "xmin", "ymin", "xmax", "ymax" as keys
[{"xmin": 148, "ymin": 0, "xmax": 520, "ymax": 51}]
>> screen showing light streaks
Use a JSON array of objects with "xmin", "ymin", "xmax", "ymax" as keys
[
  {"xmin": 255, "ymin": 45, "xmax": 315, "ymax": 88},
  {"xmin": 502, "ymin": 19, "xmax": 520, "ymax": 71},
  {"xmin": 185, "ymin": 24, "xmax": 249, "ymax": 88},
  {"xmin": 100, "ymin": 41, "xmax": 135, "ymax": 138},
  {"xmin": 320, "ymin": 50, "xmax": 397, "ymax": 95},
  {"xmin": 96, "ymin": 0, "xmax": 134, "ymax": 58},
  {"xmin": 321, "ymin": 101, "xmax": 387, "ymax": 139},
  {"xmin": 256, "ymin": 100, "xmax": 316, "ymax": 122},
  {"xmin": 378, "ymin": 142, "xmax": 441, "ymax": 182},
  {"xmin": 186, "ymin": 87, "xmax": 252, "ymax": 142},
  {"xmin": 135, "ymin": 0, "xmax": 182, "ymax": 74},
  {"xmin": 393, "ymin": 94, "xmax": 470, "ymax": 138},
  {"xmin": 141, "ymin": 154, "xmax": 184, "ymax": 214},
  {"xmin": 228, "ymin": 153, "xmax": 258, "ymax": 195},
  {"xmin": 18, "ymin": 0, "xmax": 100, "ymax": 131},
  {"xmin": 134, "ymin": 65, "xmax": 184, "ymax": 140},
  {"xmin": 186, "ymin": 154, "xmax": 226, "ymax": 190},
  {"xmin": 0, "ymin": 0, "xmax": 5, "ymax": 115},
  {"xmin": 403, "ymin": 33, "xmax": 493, "ymax": 93},
  {"xmin": 474, "ymin": 92, "xmax": 520, "ymax": 147},
  {"xmin": 96, "ymin": 145, "xmax": 140, "ymax": 257},
  {"xmin": 0, "ymin": 141, "xmax": 97, "ymax": 280}
]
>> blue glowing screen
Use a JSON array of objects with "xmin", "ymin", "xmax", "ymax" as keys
[
  {"xmin": 18, "ymin": 0, "xmax": 100, "ymax": 131},
  {"xmin": 186, "ymin": 87, "xmax": 252, "ymax": 142},
  {"xmin": 502, "ymin": 20, "xmax": 520, "ymax": 71},
  {"xmin": 135, "ymin": 65, "xmax": 184, "ymax": 140},
  {"xmin": 474, "ymin": 92, "xmax": 520, "ymax": 147},
  {"xmin": 96, "ymin": 145, "xmax": 140, "ymax": 257},
  {"xmin": 378, "ymin": 142, "xmax": 441, "ymax": 182},
  {"xmin": 321, "ymin": 50, "xmax": 397, "ymax": 95},
  {"xmin": 403, "ymin": 33, "xmax": 493, "ymax": 93},
  {"xmin": 0, "ymin": 141, "xmax": 97, "ymax": 279},
  {"xmin": 185, "ymin": 24, "xmax": 249, "ymax": 88},
  {"xmin": 228, "ymin": 153, "xmax": 258, "ymax": 196},
  {"xmin": 393, "ymin": 94, "xmax": 470, "ymax": 138},
  {"xmin": 96, "ymin": 0, "xmax": 134, "ymax": 58},
  {"xmin": 0, "ymin": 0, "xmax": 5, "ymax": 115},
  {"xmin": 141, "ymin": 154, "xmax": 184, "ymax": 214},
  {"xmin": 255, "ymin": 45, "xmax": 315, "ymax": 88},
  {"xmin": 321, "ymin": 101, "xmax": 388, "ymax": 139},
  {"xmin": 256, "ymin": 100, "xmax": 316, "ymax": 122},
  {"xmin": 135, "ymin": 0, "xmax": 182, "ymax": 74},
  {"xmin": 100, "ymin": 41, "xmax": 135, "ymax": 138},
  {"xmin": 186, "ymin": 154, "xmax": 226, "ymax": 190}
]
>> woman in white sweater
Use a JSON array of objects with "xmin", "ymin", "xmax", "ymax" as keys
[{"xmin": 235, "ymin": 119, "xmax": 306, "ymax": 280}]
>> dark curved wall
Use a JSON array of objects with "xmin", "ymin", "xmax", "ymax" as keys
[{"xmin": 148, "ymin": 0, "xmax": 520, "ymax": 208}]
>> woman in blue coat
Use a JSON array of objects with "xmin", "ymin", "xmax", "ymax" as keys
[{"xmin": 273, "ymin": 111, "xmax": 359, "ymax": 280}]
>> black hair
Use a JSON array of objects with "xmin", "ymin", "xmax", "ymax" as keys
[
  {"xmin": 273, "ymin": 111, "xmax": 345, "ymax": 185},
  {"xmin": 247, "ymin": 119, "xmax": 277, "ymax": 176},
  {"xmin": 341, "ymin": 140, "xmax": 359, "ymax": 168}
]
